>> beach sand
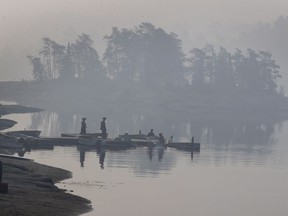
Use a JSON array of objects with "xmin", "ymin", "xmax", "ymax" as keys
[{"xmin": 0, "ymin": 156, "xmax": 92, "ymax": 216}]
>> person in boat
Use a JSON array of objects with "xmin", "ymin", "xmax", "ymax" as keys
[
  {"xmin": 158, "ymin": 133, "xmax": 165, "ymax": 144},
  {"xmin": 147, "ymin": 129, "xmax": 155, "ymax": 137},
  {"xmin": 100, "ymin": 117, "xmax": 107, "ymax": 139},
  {"xmin": 80, "ymin": 118, "xmax": 87, "ymax": 135}
]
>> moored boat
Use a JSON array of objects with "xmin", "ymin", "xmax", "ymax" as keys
[
  {"xmin": 61, "ymin": 132, "xmax": 103, "ymax": 138},
  {"xmin": 0, "ymin": 133, "xmax": 23, "ymax": 149},
  {"xmin": 0, "ymin": 119, "xmax": 17, "ymax": 130},
  {"xmin": 166, "ymin": 142, "xmax": 200, "ymax": 151},
  {"xmin": 5, "ymin": 130, "xmax": 41, "ymax": 138},
  {"xmin": 78, "ymin": 136, "xmax": 133, "ymax": 149}
]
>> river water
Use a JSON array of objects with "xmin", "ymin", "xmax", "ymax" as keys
[{"xmin": 2, "ymin": 110, "xmax": 288, "ymax": 216}]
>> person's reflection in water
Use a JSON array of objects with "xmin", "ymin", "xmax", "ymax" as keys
[
  {"xmin": 98, "ymin": 148, "xmax": 106, "ymax": 169},
  {"xmin": 158, "ymin": 147, "xmax": 164, "ymax": 162},
  {"xmin": 191, "ymin": 151, "xmax": 194, "ymax": 161},
  {"xmin": 147, "ymin": 146, "xmax": 153, "ymax": 161},
  {"xmin": 80, "ymin": 149, "xmax": 86, "ymax": 167}
]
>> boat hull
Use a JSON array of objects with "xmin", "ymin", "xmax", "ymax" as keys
[
  {"xmin": 166, "ymin": 142, "xmax": 200, "ymax": 151},
  {"xmin": 0, "ymin": 135, "xmax": 23, "ymax": 149},
  {"xmin": 61, "ymin": 133, "xmax": 103, "ymax": 138},
  {"xmin": 5, "ymin": 130, "xmax": 41, "ymax": 138},
  {"xmin": 78, "ymin": 137, "xmax": 132, "ymax": 149},
  {"xmin": 0, "ymin": 119, "xmax": 17, "ymax": 131}
]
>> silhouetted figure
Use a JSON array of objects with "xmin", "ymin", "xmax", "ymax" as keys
[
  {"xmin": 99, "ymin": 149, "xmax": 105, "ymax": 169},
  {"xmin": 100, "ymin": 117, "xmax": 107, "ymax": 139},
  {"xmin": 80, "ymin": 118, "xmax": 87, "ymax": 135},
  {"xmin": 148, "ymin": 146, "xmax": 153, "ymax": 161},
  {"xmin": 168, "ymin": 136, "xmax": 173, "ymax": 143},
  {"xmin": 80, "ymin": 150, "xmax": 85, "ymax": 167},
  {"xmin": 147, "ymin": 129, "xmax": 155, "ymax": 137},
  {"xmin": 191, "ymin": 136, "xmax": 194, "ymax": 143},
  {"xmin": 158, "ymin": 133, "xmax": 165, "ymax": 144},
  {"xmin": 158, "ymin": 147, "xmax": 164, "ymax": 161}
]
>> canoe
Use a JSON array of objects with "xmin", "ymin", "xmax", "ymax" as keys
[{"xmin": 0, "ymin": 119, "xmax": 17, "ymax": 131}]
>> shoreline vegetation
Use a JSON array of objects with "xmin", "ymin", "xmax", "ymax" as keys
[{"xmin": 0, "ymin": 104, "xmax": 92, "ymax": 216}]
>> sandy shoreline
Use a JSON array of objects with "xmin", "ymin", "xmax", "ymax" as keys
[{"xmin": 0, "ymin": 156, "xmax": 92, "ymax": 216}]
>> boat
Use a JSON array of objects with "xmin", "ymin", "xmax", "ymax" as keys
[
  {"xmin": 0, "ymin": 133, "xmax": 23, "ymax": 149},
  {"xmin": 61, "ymin": 132, "xmax": 103, "ymax": 138},
  {"xmin": 118, "ymin": 133, "xmax": 159, "ymax": 146},
  {"xmin": 5, "ymin": 130, "xmax": 41, "ymax": 138},
  {"xmin": 118, "ymin": 133, "xmax": 148, "ymax": 140},
  {"xmin": 166, "ymin": 142, "xmax": 200, "ymax": 151},
  {"xmin": 78, "ymin": 136, "xmax": 133, "ymax": 149},
  {"xmin": 0, "ymin": 153, "xmax": 32, "ymax": 161},
  {"xmin": 0, "ymin": 119, "xmax": 17, "ymax": 130},
  {"xmin": 35, "ymin": 137, "xmax": 79, "ymax": 146}
]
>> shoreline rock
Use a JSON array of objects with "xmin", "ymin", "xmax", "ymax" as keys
[{"xmin": 0, "ymin": 156, "xmax": 92, "ymax": 216}]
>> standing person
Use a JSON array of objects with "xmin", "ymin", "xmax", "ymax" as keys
[
  {"xmin": 147, "ymin": 129, "xmax": 155, "ymax": 137},
  {"xmin": 168, "ymin": 136, "xmax": 173, "ymax": 143},
  {"xmin": 100, "ymin": 117, "xmax": 107, "ymax": 139},
  {"xmin": 80, "ymin": 118, "xmax": 87, "ymax": 135},
  {"xmin": 158, "ymin": 133, "xmax": 165, "ymax": 144}
]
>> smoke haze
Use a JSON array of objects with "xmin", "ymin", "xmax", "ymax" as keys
[{"xmin": 0, "ymin": 0, "xmax": 287, "ymax": 82}]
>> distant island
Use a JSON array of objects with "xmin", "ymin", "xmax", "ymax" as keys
[{"xmin": 1, "ymin": 22, "xmax": 287, "ymax": 120}]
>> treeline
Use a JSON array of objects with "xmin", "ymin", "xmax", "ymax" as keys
[
  {"xmin": 188, "ymin": 46, "xmax": 281, "ymax": 93},
  {"xmin": 27, "ymin": 22, "xmax": 282, "ymax": 94}
]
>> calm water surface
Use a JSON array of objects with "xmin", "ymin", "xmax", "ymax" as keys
[{"xmin": 3, "ymin": 111, "xmax": 288, "ymax": 216}]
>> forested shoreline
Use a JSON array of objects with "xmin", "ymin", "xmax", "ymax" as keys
[
  {"xmin": 1, "ymin": 22, "xmax": 287, "ymax": 116},
  {"xmin": 27, "ymin": 22, "xmax": 282, "ymax": 95}
]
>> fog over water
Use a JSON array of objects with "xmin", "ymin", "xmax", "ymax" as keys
[{"xmin": 1, "ymin": 2, "xmax": 288, "ymax": 215}]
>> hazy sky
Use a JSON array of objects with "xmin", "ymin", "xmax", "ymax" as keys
[{"xmin": 0, "ymin": 0, "xmax": 287, "ymax": 80}]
